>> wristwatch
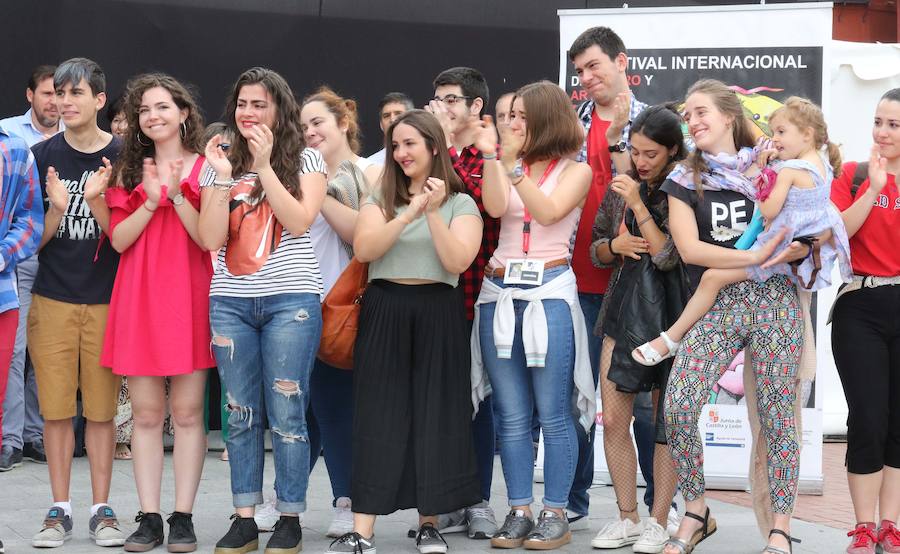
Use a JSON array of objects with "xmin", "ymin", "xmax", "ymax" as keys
[
  {"xmin": 172, "ymin": 193, "xmax": 185, "ymax": 206},
  {"xmin": 608, "ymin": 141, "xmax": 627, "ymax": 153},
  {"xmin": 507, "ymin": 160, "xmax": 524, "ymax": 181}
]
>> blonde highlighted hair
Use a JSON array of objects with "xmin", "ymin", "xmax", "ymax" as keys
[{"xmin": 769, "ymin": 96, "xmax": 842, "ymax": 178}]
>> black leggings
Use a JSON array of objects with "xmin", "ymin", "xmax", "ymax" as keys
[{"xmin": 832, "ymin": 283, "xmax": 900, "ymax": 474}]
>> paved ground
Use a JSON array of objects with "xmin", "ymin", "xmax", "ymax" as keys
[{"xmin": 0, "ymin": 442, "xmax": 850, "ymax": 553}]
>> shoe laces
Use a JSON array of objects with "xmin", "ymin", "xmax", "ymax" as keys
[
  {"xmin": 848, "ymin": 524, "xmax": 878, "ymax": 547},
  {"xmin": 879, "ymin": 523, "xmax": 900, "ymax": 546},
  {"xmin": 467, "ymin": 506, "xmax": 495, "ymax": 523},
  {"xmin": 330, "ymin": 532, "xmax": 366, "ymax": 553},
  {"xmin": 42, "ymin": 511, "xmax": 65, "ymax": 530},
  {"xmin": 167, "ymin": 512, "xmax": 192, "ymax": 535},
  {"xmin": 415, "ymin": 523, "xmax": 447, "ymax": 547},
  {"xmin": 599, "ymin": 517, "xmax": 630, "ymax": 538}
]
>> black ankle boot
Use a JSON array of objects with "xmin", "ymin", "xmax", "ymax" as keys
[
  {"xmin": 166, "ymin": 511, "xmax": 197, "ymax": 553},
  {"xmin": 265, "ymin": 516, "xmax": 302, "ymax": 554},
  {"xmin": 124, "ymin": 512, "xmax": 164, "ymax": 552},
  {"xmin": 214, "ymin": 514, "xmax": 258, "ymax": 554}
]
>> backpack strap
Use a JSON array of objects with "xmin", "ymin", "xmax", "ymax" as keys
[{"xmin": 851, "ymin": 162, "xmax": 869, "ymax": 199}]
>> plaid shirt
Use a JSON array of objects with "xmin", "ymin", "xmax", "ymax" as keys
[
  {"xmin": 0, "ymin": 127, "xmax": 44, "ymax": 313},
  {"xmin": 575, "ymin": 94, "xmax": 647, "ymax": 168},
  {"xmin": 450, "ymin": 145, "xmax": 500, "ymax": 320}
]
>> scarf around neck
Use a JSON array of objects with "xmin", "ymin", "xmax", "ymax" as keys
[{"xmin": 668, "ymin": 146, "xmax": 758, "ymax": 199}]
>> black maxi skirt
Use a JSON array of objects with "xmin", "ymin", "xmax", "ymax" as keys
[{"xmin": 351, "ymin": 279, "xmax": 482, "ymax": 515}]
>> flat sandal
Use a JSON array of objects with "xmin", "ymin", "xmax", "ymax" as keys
[{"xmin": 763, "ymin": 528, "xmax": 800, "ymax": 554}]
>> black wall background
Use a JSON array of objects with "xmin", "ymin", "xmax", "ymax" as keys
[{"xmin": 0, "ymin": 0, "xmax": 802, "ymax": 154}]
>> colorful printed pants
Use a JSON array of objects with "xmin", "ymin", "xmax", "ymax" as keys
[{"xmin": 664, "ymin": 275, "xmax": 803, "ymax": 514}]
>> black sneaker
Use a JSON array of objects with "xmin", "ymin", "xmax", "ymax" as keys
[
  {"xmin": 414, "ymin": 523, "xmax": 448, "ymax": 554},
  {"xmin": 124, "ymin": 512, "xmax": 164, "ymax": 552},
  {"xmin": 264, "ymin": 515, "xmax": 302, "ymax": 554},
  {"xmin": 167, "ymin": 512, "xmax": 197, "ymax": 553},
  {"xmin": 23, "ymin": 439, "xmax": 47, "ymax": 463},
  {"xmin": 215, "ymin": 514, "xmax": 258, "ymax": 554},
  {"xmin": 0, "ymin": 445, "xmax": 22, "ymax": 471}
]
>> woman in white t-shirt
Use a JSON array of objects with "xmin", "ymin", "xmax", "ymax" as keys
[
  {"xmin": 298, "ymin": 87, "xmax": 376, "ymax": 539},
  {"xmin": 198, "ymin": 67, "xmax": 327, "ymax": 554}
]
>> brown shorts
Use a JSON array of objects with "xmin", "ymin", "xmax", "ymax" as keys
[{"xmin": 28, "ymin": 294, "xmax": 120, "ymax": 421}]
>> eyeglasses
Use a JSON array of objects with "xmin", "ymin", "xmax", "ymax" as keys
[{"xmin": 432, "ymin": 94, "xmax": 472, "ymax": 106}]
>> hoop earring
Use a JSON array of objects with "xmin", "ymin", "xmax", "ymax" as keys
[
  {"xmin": 136, "ymin": 130, "xmax": 151, "ymax": 147},
  {"xmin": 180, "ymin": 121, "xmax": 187, "ymax": 139}
]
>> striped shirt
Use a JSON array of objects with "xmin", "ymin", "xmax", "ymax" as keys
[
  {"xmin": 210, "ymin": 148, "xmax": 327, "ymax": 299},
  {"xmin": 0, "ymin": 126, "xmax": 44, "ymax": 312}
]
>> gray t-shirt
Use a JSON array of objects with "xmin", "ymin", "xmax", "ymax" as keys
[{"xmin": 366, "ymin": 192, "xmax": 481, "ymax": 287}]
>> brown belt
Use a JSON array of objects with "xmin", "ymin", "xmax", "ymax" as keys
[{"xmin": 484, "ymin": 258, "xmax": 569, "ymax": 279}]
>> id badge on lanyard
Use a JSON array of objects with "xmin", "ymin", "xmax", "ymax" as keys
[{"xmin": 503, "ymin": 159, "xmax": 559, "ymax": 286}]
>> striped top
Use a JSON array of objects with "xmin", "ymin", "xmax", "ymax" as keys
[{"xmin": 210, "ymin": 148, "xmax": 327, "ymax": 298}]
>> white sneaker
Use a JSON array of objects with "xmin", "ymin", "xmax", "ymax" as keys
[
  {"xmin": 666, "ymin": 506, "xmax": 681, "ymax": 537},
  {"xmin": 327, "ymin": 497, "xmax": 354, "ymax": 538},
  {"xmin": 254, "ymin": 495, "xmax": 281, "ymax": 532},
  {"xmin": 633, "ymin": 517, "xmax": 669, "ymax": 553},
  {"xmin": 591, "ymin": 517, "xmax": 645, "ymax": 549}
]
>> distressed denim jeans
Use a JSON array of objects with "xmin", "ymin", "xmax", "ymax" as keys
[
  {"xmin": 210, "ymin": 293, "xmax": 322, "ymax": 514},
  {"xmin": 479, "ymin": 265, "xmax": 578, "ymax": 508}
]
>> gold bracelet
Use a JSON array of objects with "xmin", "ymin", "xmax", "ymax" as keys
[{"xmin": 142, "ymin": 200, "xmax": 157, "ymax": 213}]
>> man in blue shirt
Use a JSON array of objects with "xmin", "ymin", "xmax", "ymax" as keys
[{"xmin": 0, "ymin": 64, "xmax": 63, "ymax": 473}]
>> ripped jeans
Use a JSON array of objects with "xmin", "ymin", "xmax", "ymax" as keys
[{"xmin": 210, "ymin": 293, "xmax": 322, "ymax": 513}]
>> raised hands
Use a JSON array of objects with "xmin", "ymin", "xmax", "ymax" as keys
[
  {"xmin": 473, "ymin": 115, "xmax": 498, "ymax": 156},
  {"xmin": 166, "ymin": 159, "xmax": 184, "ymax": 200},
  {"xmin": 423, "ymin": 177, "xmax": 446, "ymax": 212},
  {"xmin": 755, "ymin": 136, "xmax": 778, "ymax": 168},
  {"xmin": 609, "ymin": 174, "xmax": 642, "ymax": 210},
  {"xmin": 142, "ymin": 158, "xmax": 162, "ymax": 206},
  {"xmin": 400, "ymin": 190, "xmax": 431, "ymax": 224},
  {"xmin": 868, "ymin": 144, "xmax": 889, "ymax": 195},
  {"xmin": 247, "ymin": 124, "xmax": 274, "ymax": 173},
  {"xmin": 45, "ymin": 166, "xmax": 69, "ymax": 213},
  {"xmin": 425, "ymin": 100, "xmax": 455, "ymax": 146},
  {"xmin": 499, "ymin": 120, "xmax": 525, "ymax": 167},
  {"xmin": 204, "ymin": 134, "xmax": 233, "ymax": 180},
  {"xmin": 605, "ymin": 91, "xmax": 632, "ymax": 143},
  {"xmin": 84, "ymin": 157, "xmax": 113, "ymax": 201}
]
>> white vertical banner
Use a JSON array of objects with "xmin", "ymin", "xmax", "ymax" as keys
[{"xmin": 554, "ymin": 2, "xmax": 832, "ymax": 494}]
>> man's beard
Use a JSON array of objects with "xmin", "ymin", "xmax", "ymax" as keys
[{"xmin": 36, "ymin": 111, "xmax": 59, "ymax": 129}]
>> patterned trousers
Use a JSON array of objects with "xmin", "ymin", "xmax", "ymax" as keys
[{"xmin": 664, "ymin": 275, "xmax": 803, "ymax": 514}]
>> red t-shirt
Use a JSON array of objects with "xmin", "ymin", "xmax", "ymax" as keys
[
  {"xmin": 572, "ymin": 112, "xmax": 613, "ymax": 294},
  {"xmin": 831, "ymin": 161, "xmax": 900, "ymax": 277}
]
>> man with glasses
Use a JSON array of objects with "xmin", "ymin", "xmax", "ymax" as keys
[{"xmin": 424, "ymin": 66, "xmax": 500, "ymax": 542}]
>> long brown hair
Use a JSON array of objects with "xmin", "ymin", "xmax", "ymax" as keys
[
  {"xmin": 223, "ymin": 67, "xmax": 304, "ymax": 199},
  {"xmin": 302, "ymin": 86, "xmax": 362, "ymax": 154},
  {"xmin": 112, "ymin": 73, "xmax": 205, "ymax": 191},
  {"xmin": 684, "ymin": 79, "xmax": 756, "ymax": 190},
  {"xmin": 380, "ymin": 110, "xmax": 463, "ymax": 220},
  {"xmin": 769, "ymin": 96, "xmax": 842, "ymax": 178},
  {"xmin": 512, "ymin": 81, "xmax": 584, "ymax": 165}
]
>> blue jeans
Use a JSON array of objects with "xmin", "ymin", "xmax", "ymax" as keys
[
  {"xmin": 480, "ymin": 265, "xmax": 578, "ymax": 508},
  {"xmin": 211, "ymin": 293, "xmax": 322, "ymax": 514},
  {"xmin": 308, "ymin": 358, "xmax": 353, "ymax": 501},
  {"xmin": 633, "ymin": 392, "xmax": 656, "ymax": 509},
  {"xmin": 1, "ymin": 256, "xmax": 42, "ymax": 449},
  {"xmin": 466, "ymin": 319, "xmax": 495, "ymax": 502}
]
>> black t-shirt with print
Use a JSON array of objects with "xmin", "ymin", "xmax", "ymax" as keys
[
  {"xmin": 31, "ymin": 133, "xmax": 121, "ymax": 304},
  {"xmin": 660, "ymin": 177, "xmax": 754, "ymax": 290}
]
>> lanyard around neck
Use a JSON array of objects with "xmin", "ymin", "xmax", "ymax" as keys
[{"xmin": 521, "ymin": 158, "xmax": 560, "ymax": 256}]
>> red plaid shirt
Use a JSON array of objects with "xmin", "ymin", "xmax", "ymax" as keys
[{"xmin": 450, "ymin": 145, "xmax": 500, "ymax": 320}]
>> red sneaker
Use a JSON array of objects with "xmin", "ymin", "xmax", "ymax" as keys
[
  {"xmin": 847, "ymin": 523, "xmax": 877, "ymax": 554},
  {"xmin": 879, "ymin": 520, "xmax": 900, "ymax": 553}
]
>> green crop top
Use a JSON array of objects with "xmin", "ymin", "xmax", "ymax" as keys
[{"xmin": 366, "ymin": 192, "xmax": 481, "ymax": 287}]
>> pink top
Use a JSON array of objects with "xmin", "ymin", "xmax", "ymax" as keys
[
  {"xmin": 101, "ymin": 156, "xmax": 215, "ymax": 376},
  {"xmin": 490, "ymin": 158, "xmax": 581, "ymax": 268}
]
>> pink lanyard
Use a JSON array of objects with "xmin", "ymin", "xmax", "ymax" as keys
[{"xmin": 521, "ymin": 159, "xmax": 559, "ymax": 255}]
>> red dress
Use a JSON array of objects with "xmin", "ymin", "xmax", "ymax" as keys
[{"xmin": 101, "ymin": 157, "xmax": 215, "ymax": 376}]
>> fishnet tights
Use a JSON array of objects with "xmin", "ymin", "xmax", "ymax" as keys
[{"xmin": 600, "ymin": 336, "xmax": 678, "ymax": 523}]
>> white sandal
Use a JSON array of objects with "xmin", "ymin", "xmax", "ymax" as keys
[{"xmin": 632, "ymin": 332, "xmax": 681, "ymax": 367}]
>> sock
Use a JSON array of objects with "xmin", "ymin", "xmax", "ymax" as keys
[
  {"xmin": 52, "ymin": 501, "xmax": 72, "ymax": 518},
  {"xmin": 91, "ymin": 503, "xmax": 109, "ymax": 517}
]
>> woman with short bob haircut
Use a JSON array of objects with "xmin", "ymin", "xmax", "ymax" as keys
[
  {"xmin": 326, "ymin": 109, "xmax": 483, "ymax": 554},
  {"xmin": 472, "ymin": 80, "xmax": 593, "ymax": 551}
]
